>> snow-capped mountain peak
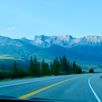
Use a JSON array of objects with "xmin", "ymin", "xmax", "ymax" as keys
[
  {"xmin": 82, "ymin": 35, "xmax": 102, "ymax": 43},
  {"xmin": 33, "ymin": 35, "xmax": 102, "ymax": 48},
  {"xmin": 33, "ymin": 35, "xmax": 75, "ymax": 47}
]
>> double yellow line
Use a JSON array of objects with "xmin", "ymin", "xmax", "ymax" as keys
[{"xmin": 19, "ymin": 77, "xmax": 78, "ymax": 99}]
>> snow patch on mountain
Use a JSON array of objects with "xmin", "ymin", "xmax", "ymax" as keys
[{"xmin": 33, "ymin": 35, "xmax": 102, "ymax": 48}]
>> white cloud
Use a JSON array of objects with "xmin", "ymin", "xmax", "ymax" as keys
[{"xmin": 8, "ymin": 26, "xmax": 16, "ymax": 31}]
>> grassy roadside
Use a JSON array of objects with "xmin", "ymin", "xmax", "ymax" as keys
[
  {"xmin": 0, "ymin": 75, "xmax": 56, "ymax": 82},
  {"xmin": 0, "ymin": 77, "xmax": 32, "ymax": 82}
]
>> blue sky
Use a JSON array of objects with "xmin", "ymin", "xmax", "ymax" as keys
[{"xmin": 0, "ymin": 0, "xmax": 102, "ymax": 39}]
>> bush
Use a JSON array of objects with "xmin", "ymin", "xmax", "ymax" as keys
[{"xmin": 89, "ymin": 68, "xmax": 94, "ymax": 73}]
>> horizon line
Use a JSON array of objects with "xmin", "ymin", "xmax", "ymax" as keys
[{"xmin": 0, "ymin": 34, "xmax": 102, "ymax": 40}]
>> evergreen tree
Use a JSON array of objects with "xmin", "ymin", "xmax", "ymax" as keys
[
  {"xmin": 67, "ymin": 61, "xmax": 72, "ymax": 74},
  {"xmin": 72, "ymin": 61, "xmax": 79, "ymax": 74},
  {"xmin": 50, "ymin": 62, "xmax": 54, "ymax": 74},
  {"xmin": 12, "ymin": 61, "xmax": 26, "ymax": 78},
  {"xmin": 29, "ymin": 56, "xmax": 41, "ymax": 77},
  {"xmin": 41, "ymin": 59, "xmax": 50, "ymax": 75},
  {"xmin": 29, "ymin": 56, "xmax": 34, "ymax": 76},
  {"xmin": 51, "ymin": 57, "xmax": 61, "ymax": 75},
  {"xmin": 75, "ymin": 65, "xmax": 82, "ymax": 74},
  {"xmin": 0, "ymin": 55, "xmax": 83, "ymax": 80},
  {"xmin": 72, "ymin": 61, "xmax": 76, "ymax": 73},
  {"xmin": 89, "ymin": 68, "xmax": 94, "ymax": 73},
  {"xmin": 12, "ymin": 61, "xmax": 18, "ymax": 78},
  {"xmin": 61, "ymin": 55, "xmax": 69, "ymax": 74}
]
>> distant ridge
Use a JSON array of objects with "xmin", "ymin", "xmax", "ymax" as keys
[
  {"xmin": 33, "ymin": 35, "xmax": 102, "ymax": 48},
  {"xmin": 0, "ymin": 34, "xmax": 102, "ymax": 69}
]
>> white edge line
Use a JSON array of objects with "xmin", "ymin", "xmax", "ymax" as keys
[
  {"xmin": 0, "ymin": 75, "xmax": 79, "ymax": 88},
  {"xmin": 0, "ymin": 78, "xmax": 54, "ymax": 88},
  {"xmin": 0, "ymin": 76, "xmax": 73, "ymax": 88},
  {"xmin": 88, "ymin": 77, "xmax": 101, "ymax": 102}
]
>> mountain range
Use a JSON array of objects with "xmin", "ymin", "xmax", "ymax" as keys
[
  {"xmin": 0, "ymin": 34, "xmax": 102, "ymax": 71},
  {"xmin": 34, "ymin": 35, "xmax": 102, "ymax": 47}
]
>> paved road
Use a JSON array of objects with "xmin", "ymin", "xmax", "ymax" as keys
[{"xmin": 0, "ymin": 74, "xmax": 102, "ymax": 102}]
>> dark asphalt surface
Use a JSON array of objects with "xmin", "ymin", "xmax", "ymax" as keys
[{"xmin": 0, "ymin": 74, "xmax": 102, "ymax": 102}]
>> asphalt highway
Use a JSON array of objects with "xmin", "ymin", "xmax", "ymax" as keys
[{"xmin": 0, "ymin": 74, "xmax": 102, "ymax": 102}]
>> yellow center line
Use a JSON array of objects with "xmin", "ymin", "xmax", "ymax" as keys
[{"xmin": 19, "ymin": 77, "xmax": 78, "ymax": 99}]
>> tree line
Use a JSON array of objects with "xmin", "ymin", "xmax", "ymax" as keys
[{"xmin": 0, "ymin": 55, "xmax": 93, "ymax": 80}]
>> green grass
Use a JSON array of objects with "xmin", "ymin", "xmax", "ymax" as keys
[
  {"xmin": 0, "ymin": 75, "xmax": 55, "ymax": 82},
  {"xmin": 0, "ymin": 78, "xmax": 13, "ymax": 82},
  {"xmin": 0, "ymin": 75, "xmax": 33, "ymax": 82},
  {"xmin": 0, "ymin": 54, "xmax": 14, "ymax": 59},
  {"xmin": 0, "ymin": 54, "xmax": 23, "ymax": 61}
]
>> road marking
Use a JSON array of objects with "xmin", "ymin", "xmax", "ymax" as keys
[
  {"xmin": 0, "ymin": 81, "xmax": 39, "ymax": 88},
  {"xmin": 0, "ymin": 77, "xmax": 59, "ymax": 88},
  {"xmin": 88, "ymin": 77, "xmax": 101, "ymax": 102},
  {"xmin": 19, "ymin": 77, "xmax": 78, "ymax": 99},
  {"xmin": 0, "ymin": 79, "xmax": 46, "ymax": 88}
]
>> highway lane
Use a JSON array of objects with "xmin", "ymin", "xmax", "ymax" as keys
[
  {"xmin": 88, "ymin": 74, "xmax": 102, "ymax": 102},
  {"xmin": 0, "ymin": 74, "xmax": 102, "ymax": 102}
]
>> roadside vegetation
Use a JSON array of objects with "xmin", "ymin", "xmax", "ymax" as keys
[
  {"xmin": 0, "ymin": 55, "xmax": 83, "ymax": 80},
  {"xmin": 89, "ymin": 68, "xmax": 94, "ymax": 73}
]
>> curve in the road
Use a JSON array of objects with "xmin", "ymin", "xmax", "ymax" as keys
[{"xmin": 88, "ymin": 77, "xmax": 101, "ymax": 102}]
